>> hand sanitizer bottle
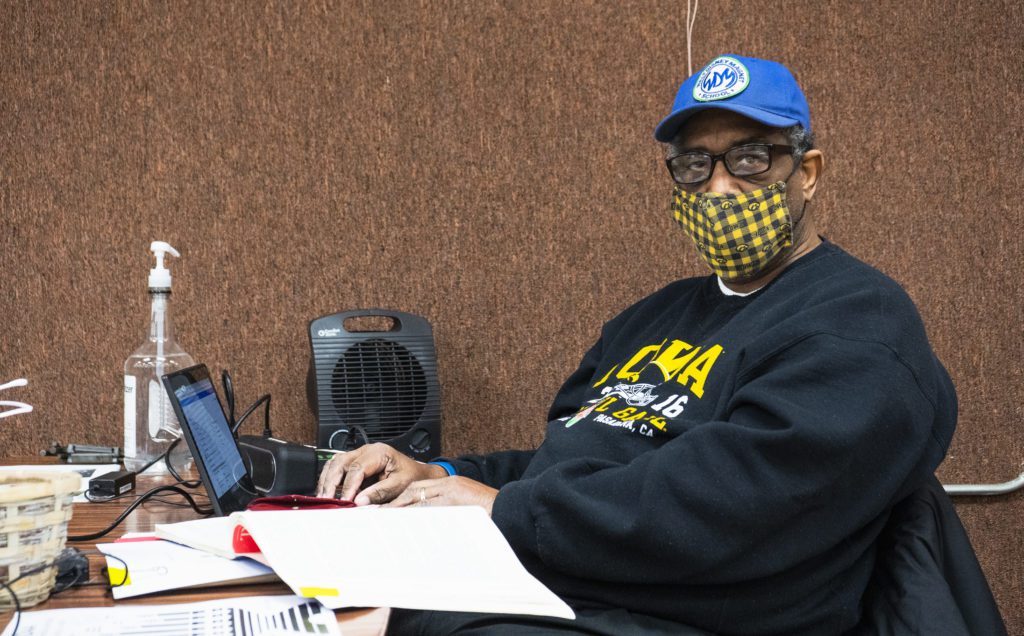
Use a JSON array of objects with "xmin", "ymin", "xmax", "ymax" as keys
[{"xmin": 123, "ymin": 241, "xmax": 195, "ymax": 474}]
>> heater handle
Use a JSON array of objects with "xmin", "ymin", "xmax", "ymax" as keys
[
  {"xmin": 309, "ymin": 309, "xmax": 433, "ymax": 337},
  {"xmin": 339, "ymin": 308, "xmax": 406, "ymax": 334}
]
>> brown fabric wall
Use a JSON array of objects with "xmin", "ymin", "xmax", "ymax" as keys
[{"xmin": 2, "ymin": 0, "xmax": 1021, "ymax": 629}]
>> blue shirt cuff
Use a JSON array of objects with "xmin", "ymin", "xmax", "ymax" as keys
[{"xmin": 428, "ymin": 460, "xmax": 456, "ymax": 476}]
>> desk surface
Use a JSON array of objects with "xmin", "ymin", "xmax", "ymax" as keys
[{"xmin": 0, "ymin": 458, "xmax": 389, "ymax": 634}]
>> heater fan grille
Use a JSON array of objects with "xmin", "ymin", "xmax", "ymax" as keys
[{"xmin": 329, "ymin": 338, "xmax": 429, "ymax": 440}]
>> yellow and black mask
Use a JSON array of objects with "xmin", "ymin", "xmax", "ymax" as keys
[{"xmin": 672, "ymin": 181, "xmax": 793, "ymax": 281}]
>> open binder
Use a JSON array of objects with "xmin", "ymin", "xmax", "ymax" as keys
[{"xmin": 155, "ymin": 506, "xmax": 575, "ymax": 619}]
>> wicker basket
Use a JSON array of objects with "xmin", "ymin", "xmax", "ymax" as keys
[{"xmin": 0, "ymin": 470, "xmax": 81, "ymax": 609}]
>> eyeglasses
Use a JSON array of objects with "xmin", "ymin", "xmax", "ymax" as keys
[{"xmin": 666, "ymin": 143, "xmax": 795, "ymax": 186}]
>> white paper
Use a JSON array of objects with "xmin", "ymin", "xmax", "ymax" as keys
[
  {"xmin": 97, "ymin": 538, "xmax": 277, "ymax": 599},
  {"xmin": 0, "ymin": 595, "xmax": 340, "ymax": 636},
  {"xmin": 0, "ymin": 464, "xmax": 119, "ymax": 502},
  {"xmin": 154, "ymin": 515, "xmax": 243, "ymax": 559},
  {"xmin": 235, "ymin": 506, "xmax": 575, "ymax": 619}
]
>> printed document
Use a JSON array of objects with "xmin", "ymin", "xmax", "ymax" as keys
[
  {"xmin": 0, "ymin": 595, "xmax": 338, "ymax": 636},
  {"xmin": 97, "ymin": 537, "xmax": 277, "ymax": 599}
]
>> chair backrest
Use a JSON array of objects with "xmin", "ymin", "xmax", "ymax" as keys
[{"xmin": 847, "ymin": 474, "xmax": 1005, "ymax": 635}]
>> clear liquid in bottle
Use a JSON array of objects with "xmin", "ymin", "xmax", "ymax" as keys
[{"xmin": 123, "ymin": 290, "xmax": 195, "ymax": 474}]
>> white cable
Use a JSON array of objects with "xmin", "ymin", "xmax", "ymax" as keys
[
  {"xmin": 0, "ymin": 402, "xmax": 32, "ymax": 419},
  {"xmin": 686, "ymin": 0, "xmax": 700, "ymax": 77},
  {"xmin": 0, "ymin": 378, "xmax": 28, "ymax": 392},
  {"xmin": 0, "ymin": 378, "xmax": 32, "ymax": 419}
]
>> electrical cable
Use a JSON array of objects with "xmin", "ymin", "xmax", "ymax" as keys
[
  {"xmin": 68, "ymin": 484, "xmax": 213, "ymax": 542},
  {"xmin": 222, "ymin": 369, "xmax": 236, "ymax": 431},
  {"xmin": 221, "ymin": 368, "xmax": 273, "ymax": 437},
  {"xmin": 232, "ymin": 394, "xmax": 271, "ymax": 436},
  {"xmin": 51, "ymin": 551, "xmax": 129, "ymax": 593},
  {"xmin": 164, "ymin": 441, "xmax": 200, "ymax": 488},
  {"xmin": 125, "ymin": 437, "xmax": 200, "ymax": 489},
  {"xmin": 340, "ymin": 425, "xmax": 370, "ymax": 451},
  {"xmin": 0, "ymin": 550, "xmax": 129, "ymax": 636},
  {"xmin": 0, "ymin": 576, "xmax": 21, "ymax": 636},
  {"xmin": 260, "ymin": 394, "xmax": 271, "ymax": 437},
  {"xmin": 98, "ymin": 553, "xmax": 129, "ymax": 590},
  {"xmin": 84, "ymin": 488, "xmax": 209, "ymax": 507},
  {"xmin": 133, "ymin": 440, "xmax": 174, "ymax": 475}
]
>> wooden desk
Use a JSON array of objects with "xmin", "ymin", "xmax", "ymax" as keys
[{"xmin": 0, "ymin": 459, "xmax": 389, "ymax": 634}]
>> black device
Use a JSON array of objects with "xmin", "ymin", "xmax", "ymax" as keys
[
  {"xmin": 307, "ymin": 309, "xmax": 442, "ymax": 458},
  {"xmin": 236, "ymin": 435, "xmax": 324, "ymax": 497},
  {"xmin": 42, "ymin": 442, "xmax": 123, "ymax": 465},
  {"xmin": 53, "ymin": 547, "xmax": 90, "ymax": 592},
  {"xmin": 88, "ymin": 470, "xmax": 136, "ymax": 498},
  {"xmin": 162, "ymin": 364, "xmax": 261, "ymax": 515}
]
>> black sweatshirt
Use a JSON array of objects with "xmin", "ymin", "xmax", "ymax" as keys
[{"xmin": 446, "ymin": 242, "xmax": 957, "ymax": 635}]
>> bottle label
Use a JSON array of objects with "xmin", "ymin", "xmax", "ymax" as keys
[
  {"xmin": 148, "ymin": 380, "xmax": 164, "ymax": 438},
  {"xmin": 124, "ymin": 376, "xmax": 136, "ymax": 458}
]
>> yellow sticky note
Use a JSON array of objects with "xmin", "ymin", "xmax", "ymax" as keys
[
  {"xmin": 108, "ymin": 567, "xmax": 131, "ymax": 586},
  {"xmin": 299, "ymin": 586, "xmax": 339, "ymax": 597}
]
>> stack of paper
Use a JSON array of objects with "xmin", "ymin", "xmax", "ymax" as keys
[{"xmin": 154, "ymin": 506, "xmax": 575, "ymax": 619}]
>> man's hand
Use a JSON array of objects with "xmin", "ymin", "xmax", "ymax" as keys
[
  {"xmin": 388, "ymin": 476, "xmax": 498, "ymax": 516},
  {"xmin": 316, "ymin": 442, "xmax": 446, "ymax": 505}
]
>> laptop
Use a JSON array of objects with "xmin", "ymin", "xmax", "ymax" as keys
[{"xmin": 162, "ymin": 364, "xmax": 259, "ymax": 516}]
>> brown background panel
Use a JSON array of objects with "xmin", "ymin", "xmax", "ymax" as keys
[{"xmin": 2, "ymin": 0, "xmax": 1022, "ymax": 630}]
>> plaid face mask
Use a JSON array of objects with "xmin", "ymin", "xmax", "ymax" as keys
[{"xmin": 672, "ymin": 181, "xmax": 793, "ymax": 280}]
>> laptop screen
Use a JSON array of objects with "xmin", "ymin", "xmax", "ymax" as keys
[{"xmin": 162, "ymin": 364, "xmax": 257, "ymax": 515}]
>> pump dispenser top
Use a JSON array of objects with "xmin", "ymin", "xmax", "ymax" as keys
[{"xmin": 148, "ymin": 241, "xmax": 180, "ymax": 290}]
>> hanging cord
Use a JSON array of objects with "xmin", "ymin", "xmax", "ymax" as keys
[
  {"xmin": 232, "ymin": 394, "xmax": 272, "ymax": 437},
  {"xmin": 158, "ymin": 437, "xmax": 199, "ymax": 488},
  {"xmin": 165, "ymin": 446, "xmax": 200, "ymax": 488},
  {"xmin": 686, "ymin": 0, "xmax": 700, "ymax": 76},
  {"xmin": 222, "ymin": 369, "xmax": 236, "ymax": 431},
  {"xmin": 128, "ymin": 437, "xmax": 199, "ymax": 488},
  {"xmin": 222, "ymin": 369, "xmax": 272, "ymax": 437}
]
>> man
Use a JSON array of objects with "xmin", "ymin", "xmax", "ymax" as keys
[{"xmin": 318, "ymin": 55, "xmax": 958, "ymax": 634}]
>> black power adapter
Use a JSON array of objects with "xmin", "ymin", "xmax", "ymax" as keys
[
  {"xmin": 88, "ymin": 470, "xmax": 136, "ymax": 498},
  {"xmin": 53, "ymin": 547, "xmax": 90, "ymax": 592}
]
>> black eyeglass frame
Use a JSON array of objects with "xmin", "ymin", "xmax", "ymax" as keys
[{"xmin": 666, "ymin": 143, "xmax": 796, "ymax": 186}]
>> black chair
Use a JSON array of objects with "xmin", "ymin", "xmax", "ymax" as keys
[{"xmin": 848, "ymin": 475, "xmax": 1006, "ymax": 635}]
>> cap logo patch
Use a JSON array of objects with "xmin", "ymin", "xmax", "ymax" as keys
[{"xmin": 693, "ymin": 56, "xmax": 749, "ymax": 102}]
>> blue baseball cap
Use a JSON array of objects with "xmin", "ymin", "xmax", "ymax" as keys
[{"xmin": 654, "ymin": 55, "xmax": 811, "ymax": 142}]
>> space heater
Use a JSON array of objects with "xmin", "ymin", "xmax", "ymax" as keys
[{"xmin": 306, "ymin": 309, "xmax": 442, "ymax": 459}]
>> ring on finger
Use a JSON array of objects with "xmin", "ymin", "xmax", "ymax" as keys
[{"xmin": 419, "ymin": 487, "xmax": 426, "ymax": 504}]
